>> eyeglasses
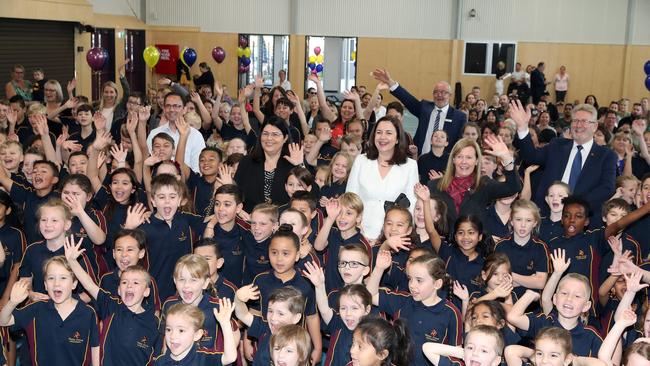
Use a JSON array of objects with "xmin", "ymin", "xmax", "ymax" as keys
[
  {"xmin": 571, "ymin": 119, "xmax": 596, "ymax": 125},
  {"xmin": 433, "ymin": 90, "xmax": 450, "ymax": 96},
  {"xmin": 261, "ymin": 131, "xmax": 283, "ymax": 139},
  {"xmin": 127, "ymin": 100, "xmax": 142, "ymax": 106},
  {"xmin": 337, "ymin": 260, "xmax": 368, "ymax": 269},
  {"xmin": 164, "ymin": 104, "xmax": 183, "ymax": 110}
]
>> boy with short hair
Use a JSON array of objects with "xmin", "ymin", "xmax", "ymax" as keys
[
  {"xmin": 239, "ymin": 203, "xmax": 279, "ymax": 285},
  {"xmin": 151, "ymin": 132, "xmax": 175, "ymax": 161},
  {"xmin": 417, "ymin": 130, "xmax": 449, "ymax": 184},
  {"xmin": 613, "ymin": 175, "xmax": 639, "ymax": 207},
  {"xmin": 327, "ymin": 242, "xmax": 371, "ymax": 308},
  {"xmin": 289, "ymin": 190, "xmax": 323, "ymax": 245},
  {"xmin": 123, "ymin": 174, "xmax": 210, "ymax": 300},
  {"xmin": 340, "ymin": 134, "xmax": 362, "ymax": 160},
  {"xmin": 67, "ymin": 104, "xmax": 96, "ymax": 153}
]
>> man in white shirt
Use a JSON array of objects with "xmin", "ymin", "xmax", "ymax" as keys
[
  {"xmin": 276, "ymin": 69, "xmax": 291, "ymax": 91},
  {"xmin": 146, "ymin": 92, "xmax": 205, "ymax": 173}
]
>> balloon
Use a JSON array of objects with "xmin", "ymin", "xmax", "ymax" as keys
[
  {"xmin": 142, "ymin": 46, "xmax": 160, "ymax": 69},
  {"xmin": 181, "ymin": 47, "xmax": 197, "ymax": 68},
  {"xmin": 645, "ymin": 60, "xmax": 650, "ymax": 75},
  {"xmin": 243, "ymin": 47, "xmax": 251, "ymax": 58},
  {"xmin": 316, "ymin": 64, "xmax": 323, "ymax": 73},
  {"xmin": 314, "ymin": 47, "xmax": 321, "ymax": 56},
  {"xmin": 86, "ymin": 47, "xmax": 109, "ymax": 71},
  {"xmin": 241, "ymin": 56, "xmax": 251, "ymax": 67},
  {"xmin": 316, "ymin": 54, "xmax": 324, "ymax": 63},
  {"xmin": 308, "ymin": 63, "xmax": 316, "ymax": 70},
  {"xmin": 237, "ymin": 47, "xmax": 244, "ymax": 58},
  {"xmin": 646, "ymin": 75, "xmax": 650, "ymax": 92},
  {"xmin": 309, "ymin": 55, "xmax": 316, "ymax": 64},
  {"xmin": 351, "ymin": 51, "xmax": 356, "ymax": 61},
  {"xmin": 239, "ymin": 64, "xmax": 249, "ymax": 74},
  {"xmin": 239, "ymin": 36, "xmax": 248, "ymax": 48},
  {"xmin": 212, "ymin": 46, "xmax": 226, "ymax": 63}
]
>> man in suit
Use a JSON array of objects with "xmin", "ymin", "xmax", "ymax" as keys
[
  {"xmin": 372, "ymin": 68, "xmax": 466, "ymax": 155},
  {"xmin": 530, "ymin": 62, "xmax": 548, "ymax": 104},
  {"xmin": 510, "ymin": 100, "xmax": 617, "ymax": 226}
]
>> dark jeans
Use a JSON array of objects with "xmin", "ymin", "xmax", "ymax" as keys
[{"xmin": 555, "ymin": 90, "xmax": 567, "ymax": 102}]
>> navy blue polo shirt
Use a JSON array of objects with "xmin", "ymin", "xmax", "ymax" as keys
[
  {"xmin": 153, "ymin": 344, "xmax": 224, "ymax": 366},
  {"xmin": 214, "ymin": 274, "xmax": 238, "ymax": 301},
  {"xmin": 213, "ymin": 219, "xmax": 246, "ymax": 286},
  {"xmin": 220, "ymin": 122, "xmax": 256, "ymax": 146},
  {"xmin": 139, "ymin": 211, "xmax": 206, "ymax": 300},
  {"xmin": 323, "ymin": 314, "xmax": 353, "ymax": 366},
  {"xmin": 68, "ymin": 130, "xmax": 96, "ymax": 153},
  {"xmin": 19, "ymin": 240, "xmax": 96, "ymax": 294},
  {"xmin": 468, "ymin": 287, "xmax": 518, "ymax": 305},
  {"xmin": 70, "ymin": 207, "xmax": 106, "ymax": 277},
  {"xmin": 417, "ymin": 150, "xmax": 449, "ymax": 184},
  {"xmin": 187, "ymin": 170, "xmax": 215, "ymax": 218},
  {"xmin": 248, "ymin": 315, "xmax": 271, "ymax": 366},
  {"xmin": 241, "ymin": 231, "xmax": 271, "ymax": 285},
  {"xmin": 0, "ymin": 225, "xmax": 26, "ymax": 295},
  {"xmin": 319, "ymin": 181, "xmax": 346, "ymax": 204},
  {"xmin": 599, "ymin": 233, "xmax": 641, "ymax": 286},
  {"xmin": 438, "ymin": 243, "xmax": 484, "ymax": 293},
  {"xmin": 483, "ymin": 205, "xmax": 511, "ymax": 240},
  {"xmin": 10, "ymin": 182, "xmax": 58, "ymax": 243},
  {"xmin": 539, "ymin": 217, "xmax": 564, "ymax": 243},
  {"xmin": 162, "ymin": 294, "xmax": 237, "ymax": 352},
  {"xmin": 627, "ymin": 214, "xmax": 650, "ymax": 260},
  {"xmin": 99, "ymin": 270, "xmax": 161, "ymax": 312},
  {"xmin": 296, "ymin": 250, "xmax": 320, "ymax": 273},
  {"xmin": 316, "ymin": 143, "xmax": 339, "ymax": 166},
  {"xmin": 252, "ymin": 271, "xmax": 317, "ymax": 321},
  {"xmin": 323, "ymin": 228, "xmax": 371, "ymax": 293},
  {"xmin": 378, "ymin": 289, "xmax": 463, "ymax": 366},
  {"xmin": 494, "ymin": 236, "xmax": 550, "ymax": 299},
  {"xmin": 96, "ymin": 289, "xmax": 161, "ymax": 366},
  {"xmin": 524, "ymin": 311, "xmax": 602, "ymax": 357},
  {"xmin": 13, "ymin": 299, "xmax": 100, "ymax": 366}
]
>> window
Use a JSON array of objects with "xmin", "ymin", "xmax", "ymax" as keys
[
  {"xmin": 463, "ymin": 41, "xmax": 516, "ymax": 75},
  {"xmin": 305, "ymin": 36, "xmax": 356, "ymax": 93},
  {"xmin": 240, "ymin": 34, "xmax": 289, "ymax": 87}
]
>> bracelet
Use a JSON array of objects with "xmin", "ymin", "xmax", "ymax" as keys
[{"xmin": 502, "ymin": 159, "xmax": 515, "ymax": 167}]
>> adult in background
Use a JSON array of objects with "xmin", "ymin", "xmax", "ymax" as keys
[
  {"xmin": 530, "ymin": 62, "xmax": 549, "ymax": 104},
  {"xmin": 192, "ymin": 62, "xmax": 214, "ymax": 93},
  {"xmin": 511, "ymin": 100, "xmax": 617, "ymax": 225},
  {"xmin": 372, "ymin": 68, "xmax": 467, "ymax": 156},
  {"xmin": 4, "ymin": 65, "xmax": 31, "ymax": 101},
  {"xmin": 275, "ymin": 69, "xmax": 291, "ymax": 91},
  {"xmin": 234, "ymin": 116, "xmax": 304, "ymax": 213},
  {"xmin": 428, "ymin": 137, "xmax": 521, "ymax": 227},
  {"xmin": 346, "ymin": 115, "xmax": 419, "ymax": 240},
  {"xmin": 553, "ymin": 65, "xmax": 569, "ymax": 102},
  {"xmin": 95, "ymin": 60, "xmax": 131, "ymax": 132}
]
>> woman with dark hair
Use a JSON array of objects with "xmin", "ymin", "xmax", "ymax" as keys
[
  {"xmin": 234, "ymin": 116, "xmax": 305, "ymax": 212},
  {"xmin": 584, "ymin": 94, "xmax": 599, "ymax": 110},
  {"xmin": 192, "ymin": 62, "xmax": 214, "ymax": 92},
  {"xmin": 346, "ymin": 116, "xmax": 419, "ymax": 240}
]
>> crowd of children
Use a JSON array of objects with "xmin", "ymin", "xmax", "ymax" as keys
[{"xmin": 0, "ymin": 67, "xmax": 649, "ymax": 366}]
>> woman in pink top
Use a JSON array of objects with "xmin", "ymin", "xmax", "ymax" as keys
[{"xmin": 554, "ymin": 65, "xmax": 569, "ymax": 102}]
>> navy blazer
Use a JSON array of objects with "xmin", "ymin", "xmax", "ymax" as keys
[
  {"xmin": 514, "ymin": 134, "xmax": 617, "ymax": 224},
  {"xmin": 391, "ymin": 85, "xmax": 467, "ymax": 153}
]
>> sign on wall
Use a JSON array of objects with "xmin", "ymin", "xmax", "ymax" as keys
[{"xmin": 155, "ymin": 44, "xmax": 179, "ymax": 75}]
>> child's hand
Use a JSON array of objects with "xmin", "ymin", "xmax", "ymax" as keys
[
  {"xmin": 93, "ymin": 111, "xmax": 107, "ymax": 132},
  {"xmin": 428, "ymin": 170, "xmax": 443, "ymax": 181},
  {"xmin": 33, "ymin": 114, "xmax": 49, "ymax": 136},
  {"xmin": 615, "ymin": 308, "xmax": 638, "ymax": 328},
  {"xmin": 608, "ymin": 236, "xmax": 623, "ymax": 256},
  {"xmin": 126, "ymin": 112, "xmax": 138, "ymax": 135},
  {"xmin": 9, "ymin": 279, "xmax": 30, "ymax": 305},
  {"xmin": 214, "ymin": 297, "xmax": 235, "ymax": 325},
  {"xmin": 524, "ymin": 165, "xmax": 539, "ymax": 175},
  {"xmin": 414, "ymin": 183, "xmax": 431, "ymax": 202},
  {"xmin": 319, "ymin": 197, "xmax": 330, "ymax": 208},
  {"xmin": 523, "ymin": 289, "xmax": 541, "ymax": 302},
  {"xmin": 623, "ymin": 271, "xmax": 648, "ymax": 294},
  {"xmin": 124, "ymin": 203, "xmax": 147, "ymax": 229},
  {"xmin": 110, "ymin": 144, "xmax": 128, "ymax": 165},
  {"xmin": 138, "ymin": 105, "xmax": 151, "ymax": 123},
  {"xmin": 62, "ymin": 193, "xmax": 85, "ymax": 217},
  {"xmin": 452, "ymin": 281, "xmax": 469, "ymax": 301},
  {"xmin": 236, "ymin": 284, "xmax": 260, "ymax": 303},
  {"xmin": 325, "ymin": 199, "xmax": 341, "ymax": 219},
  {"xmin": 144, "ymin": 154, "xmax": 161, "ymax": 168},
  {"xmin": 492, "ymin": 281, "xmax": 514, "ymax": 299},
  {"xmin": 383, "ymin": 234, "xmax": 411, "ymax": 252},
  {"xmin": 63, "ymin": 234, "xmax": 85, "ymax": 262},
  {"xmin": 374, "ymin": 250, "xmax": 392, "ymax": 271},
  {"xmin": 609, "ymin": 250, "xmax": 636, "ymax": 275},
  {"xmin": 302, "ymin": 261, "xmax": 325, "ymax": 288},
  {"xmin": 215, "ymin": 165, "xmax": 234, "ymax": 186},
  {"xmin": 550, "ymin": 249, "xmax": 571, "ymax": 274},
  {"xmin": 176, "ymin": 115, "xmax": 190, "ymax": 137},
  {"xmin": 92, "ymin": 130, "xmax": 113, "ymax": 151}
]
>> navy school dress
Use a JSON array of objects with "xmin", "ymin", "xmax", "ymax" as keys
[
  {"xmin": 153, "ymin": 343, "xmax": 225, "ymax": 366},
  {"xmin": 493, "ymin": 235, "xmax": 550, "ymax": 299},
  {"xmin": 0, "ymin": 225, "xmax": 26, "ymax": 296}
]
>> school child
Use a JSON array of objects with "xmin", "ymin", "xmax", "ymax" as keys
[
  {"xmin": 620, "ymin": 342, "xmax": 650, "ymax": 366},
  {"xmin": 613, "ymin": 175, "xmax": 639, "ymax": 207},
  {"xmin": 414, "ymin": 187, "xmax": 448, "ymax": 247},
  {"xmin": 314, "ymin": 165, "xmax": 330, "ymax": 189},
  {"xmin": 598, "ymin": 199, "xmax": 642, "ymax": 284},
  {"xmin": 422, "ymin": 324, "xmax": 504, "ymax": 366},
  {"xmin": 234, "ymin": 285, "xmax": 305, "ymax": 366},
  {"xmin": 484, "ymin": 191, "xmax": 517, "ymax": 241},
  {"xmin": 367, "ymin": 252, "xmax": 463, "ymax": 366},
  {"xmin": 154, "ymin": 302, "xmax": 237, "ymax": 365},
  {"xmin": 339, "ymin": 134, "xmax": 362, "ymax": 162},
  {"xmin": 161, "ymin": 254, "xmax": 240, "ymax": 351},
  {"xmin": 19, "ymin": 147, "xmax": 44, "ymax": 187},
  {"xmin": 627, "ymin": 174, "xmax": 650, "ymax": 260},
  {"xmin": 417, "ymin": 130, "xmax": 450, "ymax": 184},
  {"xmin": 67, "ymin": 104, "xmax": 97, "ymax": 153},
  {"xmin": 382, "ymin": 245, "xmax": 436, "ymax": 293},
  {"xmin": 63, "ymin": 235, "xmax": 160, "ymax": 366},
  {"xmin": 0, "ymin": 158, "xmax": 59, "ymax": 243},
  {"xmin": 289, "ymin": 190, "xmax": 323, "ymax": 245},
  {"xmin": 19, "ymin": 198, "xmax": 96, "ymax": 299},
  {"xmin": 250, "ymin": 228, "xmax": 321, "ymax": 363},
  {"xmin": 303, "ymin": 258, "xmax": 372, "ymax": 366},
  {"xmin": 318, "ymin": 152, "xmax": 353, "ymax": 207},
  {"xmin": 0, "ymin": 256, "xmax": 100, "ymax": 365},
  {"xmin": 194, "ymin": 238, "xmax": 238, "ymax": 301},
  {"xmin": 504, "ymin": 327, "xmax": 606, "ymax": 366},
  {"xmin": 66, "ymin": 151, "xmax": 90, "ymax": 176},
  {"xmin": 279, "ymin": 209, "xmax": 320, "ymax": 271},
  {"xmin": 204, "ymin": 184, "xmax": 246, "ymax": 286},
  {"xmin": 270, "ymin": 324, "xmax": 312, "ymax": 366},
  {"xmin": 507, "ymin": 271, "xmax": 603, "ymax": 357},
  {"xmin": 493, "ymin": 199, "xmax": 550, "ymax": 299},
  {"xmin": 350, "ymin": 316, "xmax": 413, "ymax": 366},
  {"xmin": 539, "ymin": 181, "xmax": 570, "ymax": 243},
  {"xmin": 313, "ymin": 193, "xmax": 370, "ymax": 292},
  {"xmin": 238, "ymin": 203, "xmax": 278, "ymax": 285},
  {"xmin": 0, "ymin": 141, "xmax": 26, "ymax": 184},
  {"xmin": 123, "ymin": 174, "xmax": 210, "ymax": 300},
  {"xmin": 98, "ymin": 228, "xmax": 160, "ymax": 310},
  {"xmin": 465, "ymin": 300, "xmax": 520, "ymax": 346},
  {"xmin": 0, "ymin": 191, "xmax": 26, "ymax": 305},
  {"xmin": 284, "ymin": 167, "xmax": 315, "ymax": 199},
  {"xmin": 305, "ymin": 119, "xmax": 340, "ymax": 167}
]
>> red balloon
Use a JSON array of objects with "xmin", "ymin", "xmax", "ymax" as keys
[
  {"xmin": 86, "ymin": 47, "xmax": 109, "ymax": 72},
  {"xmin": 212, "ymin": 46, "xmax": 226, "ymax": 63},
  {"xmin": 239, "ymin": 36, "xmax": 248, "ymax": 48},
  {"xmin": 314, "ymin": 47, "xmax": 321, "ymax": 56}
]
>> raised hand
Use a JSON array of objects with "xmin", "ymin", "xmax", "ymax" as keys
[
  {"xmin": 214, "ymin": 297, "xmax": 235, "ymax": 325},
  {"xmin": 371, "ymin": 68, "xmax": 394, "ymax": 86},
  {"xmin": 483, "ymin": 135, "xmax": 512, "ymax": 162},
  {"xmin": 93, "ymin": 111, "xmax": 107, "ymax": 132},
  {"xmin": 64, "ymin": 97, "xmax": 79, "ymax": 110},
  {"xmin": 6, "ymin": 108, "xmax": 17, "ymax": 127},
  {"xmin": 374, "ymin": 250, "xmax": 392, "ymax": 271},
  {"xmin": 524, "ymin": 165, "xmax": 539, "ymax": 174},
  {"xmin": 176, "ymin": 115, "xmax": 190, "ymax": 137},
  {"xmin": 214, "ymin": 81, "xmax": 224, "ymax": 98},
  {"xmin": 63, "ymin": 234, "xmax": 85, "ymax": 261},
  {"xmin": 509, "ymin": 99, "xmax": 531, "ymax": 132},
  {"xmin": 307, "ymin": 73, "xmax": 320, "ymax": 84},
  {"xmin": 110, "ymin": 143, "xmax": 128, "ymax": 165},
  {"xmin": 342, "ymin": 90, "xmax": 360, "ymax": 102},
  {"xmin": 138, "ymin": 105, "xmax": 151, "ymax": 123},
  {"xmin": 428, "ymin": 169, "xmax": 443, "ymax": 181},
  {"xmin": 33, "ymin": 114, "xmax": 49, "ymax": 136},
  {"xmin": 303, "ymin": 261, "xmax": 325, "ymax": 288},
  {"xmin": 616, "ymin": 308, "xmax": 637, "ymax": 328},
  {"xmin": 283, "ymin": 143, "xmax": 304, "ymax": 166},
  {"xmin": 254, "ymin": 75, "xmax": 264, "ymax": 89},
  {"xmin": 492, "ymin": 280, "xmax": 514, "ymax": 299},
  {"xmin": 632, "ymin": 119, "xmax": 647, "ymax": 137},
  {"xmin": 63, "ymin": 193, "xmax": 85, "ymax": 217},
  {"xmin": 414, "ymin": 183, "xmax": 431, "ymax": 202},
  {"xmin": 9, "ymin": 279, "xmax": 30, "ymax": 305},
  {"xmin": 452, "ymin": 281, "xmax": 469, "ymax": 301},
  {"xmin": 325, "ymin": 199, "xmax": 342, "ymax": 220},
  {"xmin": 66, "ymin": 78, "xmax": 77, "ymax": 95},
  {"xmin": 316, "ymin": 125, "xmax": 332, "ymax": 142},
  {"xmin": 124, "ymin": 203, "xmax": 147, "ymax": 229},
  {"xmin": 623, "ymin": 271, "xmax": 648, "ymax": 294},
  {"xmin": 408, "ymin": 144, "xmax": 418, "ymax": 157},
  {"xmin": 523, "ymin": 289, "xmax": 541, "ymax": 302},
  {"xmin": 383, "ymin": 234, "xmax": 411, "ymax": 252},
  {"xmin": 189, "ymin": 91, "xmax": 202, "ymax": 104},
  {"xmin": 236, "ymin": 284, "xmax": 260, "ymax": 303},
  {"xmin": 126, "ymin": 112, "xmax": 138, "ymax": 135},
  {"xmin": 118, "ymin": 59, "xmax": 131, "ymax": 75},
  {"xmin": 215, "ymin": 165, "xmax": 234, "ymax": 186},
  {"xmin": 550, "ymin": 249, "xmax": 571, "ymax": 274},
  {"xmin": 144, "ymin": 154, "xmax": 161, "ymax": 168}
]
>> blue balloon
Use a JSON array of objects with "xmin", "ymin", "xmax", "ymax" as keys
[
  {"xmin": 308, "ymin": 62, "xmax": 316, "ymax": 70},
  {"xmin": 646, "ymin": 75, "xmax": 650, "ymax": 92},
  {"xmin": 241, "ymin": 56, "xmax": 251, "ymax": 66},
  {"xmin": 315, "ymin": 64, "xmax": 323, "ymax": 73},
  {"xmin": 645, "ymin": 60, "xmax": 650, "ymax": 75},
  {"xmin": 182, "ymin": 48, "xmax": 197, "ymax": 67}
]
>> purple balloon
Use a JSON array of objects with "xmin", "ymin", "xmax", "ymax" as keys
[
  {"xmin": 240, "ymin": 56, "xmax": 251, "ymax": 66},
  {"xmin": 86, "ymin": 47, "xmax": 108, "ymax": 71},
  {"xmin": 315, "ymin": 64, "xmax": 323, "ymax": 73},
  {"xmin": 239, "ymin": 36, "xmax": 248, "ymax": 48},
  {"xmin": 239, "ymin": 64, "xmax": 249, "ymax": 74},
  {"xmin": 212, "ymin": 47, "xmax": 226, "ymax": 63},
  {"xmin": 645, "ymin": 60, "xmax": 650, "ymax": 75},
  {"xmin": 646, "ymin": 75, "xmax": 650, "ymax": 92}
]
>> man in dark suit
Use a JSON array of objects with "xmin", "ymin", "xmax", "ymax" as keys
[
  {"xmin": 510, "ymin": 100, "xmax": 617, "ymax": 226},
  {"xmin": 530, "ymin": 62, "xmax": 549, "ymax": 104},
  {"xmin": 372, "ymin": 68, "xmax": 467, "ymax": 155}
]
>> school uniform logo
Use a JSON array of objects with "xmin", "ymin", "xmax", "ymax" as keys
[
  {"xmin": 232, "ymin": 245, "xmax": 242, "ymax": 256},
  {"xmin": 75, "ymin": 228, "xmax": 88, "ymax": 239},
  {"xmin": 137, "ymin": 336, "xmax": 149, "ymax": 349},
  {"xmin": 575, "ymin": 250, "xmax": 587, "ymax": 260},
  {"xmin": 257, "ymin": 255, "xmax": 269, "ymax": 265},
  {"xmin": 201, "ymin": 329, "xmax": 213, "ymax": 343},
  {"xmin": 178, "ymin": 231, "xmax": 187, "ymax": 242},
  {"xmin": 424, "ymin": 329, "xmax": 440, "ymax": 342},
  {"xmin": 68, "ymin": 331, "xmax": 84, "ymax": 344},
  {"xmin": 527, "ymin": 260, "xmax": 535, "ymax": 271}
]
